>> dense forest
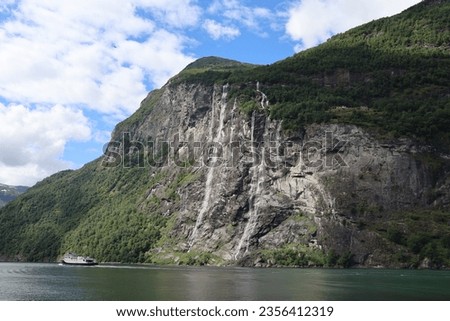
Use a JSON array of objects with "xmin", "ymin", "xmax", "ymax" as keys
[{"xmin": 175, "ymin": 0, "xmax": 450, "ymax": 150}]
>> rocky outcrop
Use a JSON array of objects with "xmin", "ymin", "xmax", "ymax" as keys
[{"xmin": 104, "ymin": 81, "xmax": 449, "ymax": 267}]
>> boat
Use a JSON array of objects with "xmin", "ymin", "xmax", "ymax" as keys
[{"xmin": 61, "ymin": 253, "xmax": 98, "ymax": 266}]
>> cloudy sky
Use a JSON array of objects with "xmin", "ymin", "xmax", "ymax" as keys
[{"xmin": 0, "ymin": 0, "xmax": 420, "ymax": 186}]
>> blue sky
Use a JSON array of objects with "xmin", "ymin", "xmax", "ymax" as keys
[{"xmin": 0, "ymin": 0, "xmax": 420, "ymax": 186}]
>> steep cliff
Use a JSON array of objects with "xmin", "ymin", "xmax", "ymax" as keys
[
  {"xmin": 0, "ymin": 1, "xmax": 449, "ymax": 267},
  {"xmin": 101, "ymin": 80, "xmax": 449, "ymax": 268}
]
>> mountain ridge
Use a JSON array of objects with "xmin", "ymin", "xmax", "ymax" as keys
[
  {"xmin": 176, "ymin": 0, "xmax": 450, "ymax": 150},
  {"xmin": 0, "ymin": 0, "xmax": 449, "ymax": 267},
  {"xmin": 0, "ymin": 183, "xmax": 28, "ymax": 208}
]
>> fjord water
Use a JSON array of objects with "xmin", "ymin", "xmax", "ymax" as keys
[{"xmin": 1, "ymin": 263, "xmax": 450, "ymax": 301}]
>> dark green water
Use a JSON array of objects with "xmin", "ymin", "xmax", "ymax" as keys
[{"xmin": 1, "ymin": 263, "xmax": 450, "ymax": 301}]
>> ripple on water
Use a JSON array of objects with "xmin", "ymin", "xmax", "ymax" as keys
[{"xmin": 2, "ymin": 263, "xmax": 450, "ymax": 300}]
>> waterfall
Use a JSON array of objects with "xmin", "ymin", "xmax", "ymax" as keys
[
  {"xmin": 189, "ymin": 85, "xmax": 228, "ymax": 249},
  {"xmin": 227, "ymin": 98, "xmax": 238, "ymax": 164},
  {"xmin": 234, "ymin": 112, "xmax": 269, "ymax": 259},
  {"xmin": 275, "ymin": 121, "xmax": 283, "ymax": 164},
  {"xmin": 256, "ymin": 81, "xmax": 269, "ymax": 109},
  {"xmin": 217, "ymin": 84, "xmax": 228, "ymax": 140},
  {"xmin": 276, "ymin": 121, "xmax": 282, "ymax": 142},
  {"xmin": 259, "ymin": 92, "xmax": 269, "ymax": 109},
  {"xmin": 251, "ymin": 110, "xmax": 256, "ymax": 143},
  {"xmin": 229, "ymin": 98, "xmax": 237, "ymax": 143},
  {"xmin": 208, "ymin": 90, "xmax": 216, "ymax": 140}
]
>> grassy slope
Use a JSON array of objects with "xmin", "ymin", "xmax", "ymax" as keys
[{"xmin": 0, "ymin": 160, "xmax": 169, "ymax": 262}]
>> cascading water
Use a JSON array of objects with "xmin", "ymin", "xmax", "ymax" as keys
[
  {"xmin": 226, "ymin": 98, "xmax": 238, "ymax": 163},
  {"xmin": 229, "ymin": 99, "xmax": 237, "ymax": 143},
  {"xmin": 189, "ymin": 85, "xmax": 229, "ymax": 249},
  {"xmin": 234, "ymin": 111, "xmax": 270, "ymax": 260},
  {"xmin": 256, "ymin": 81, "xmax": 269, "ymax": 109}
]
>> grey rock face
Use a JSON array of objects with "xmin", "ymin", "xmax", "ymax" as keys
[{"xmin": 106, "ymin": 82, "xmax": 448, "ymax": 267}]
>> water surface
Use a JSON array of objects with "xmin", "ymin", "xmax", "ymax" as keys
[{"xmin": 1, "ymin": 263, "xmax": 450, "ymax": 300}]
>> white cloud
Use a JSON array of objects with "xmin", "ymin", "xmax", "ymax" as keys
[
  {"xmin": 285, "ymin": 0, "xmax": 422, "ymax": 51},
  {"xmin": 203, "ymin": 19, "xmax": 240, "ymax": 40},
  {"xmin": 0, "ymin": 0, "xmax": 16, "ymax": 12},
  {"xmin": 0, "ymin": 0, "xmax": 199, "ymax": 185},
  {"xmin": 206, "ymin": 0, "xmax": 274, "ymax": 37},
  {"xmin": 0, "ymin": 103, "xmax": 91, "ymax": 186},
  {"xmin": 0, "ymin": 0, "xmax": 196, "ymax": 118},
  {"xmin": 223, "ymin": 2, "xmax": 271, "ymax": 30},
  {"xmin": 114, "ymin": 29, "xmax": 195, "ymax": 89},
  {"xmin": 135, "ymin": 0, "xmax": 202, "ymax": 28},
  {"xmin": 94, "ymin": 130, "xmax": 112, "ymax": 144}
]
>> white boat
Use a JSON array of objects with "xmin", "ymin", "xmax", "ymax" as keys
[{"xmin": 61, "ymin": 253, "xmax": 98, "ymax": 266}]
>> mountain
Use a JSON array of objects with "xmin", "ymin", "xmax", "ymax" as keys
[
  {"xmin": 0, "ymin": 183, "xmax": 28, "ymax": 208},
  {"xmin": 0, "ymin": 0, "xmax": 449, "ymax": 267}
]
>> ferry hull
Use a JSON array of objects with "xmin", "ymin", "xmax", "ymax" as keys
[{"xmin": 61, "ymin": 260, "xmax": 98, "ymax": 266}]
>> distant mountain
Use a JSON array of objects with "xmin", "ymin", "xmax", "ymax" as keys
[
  {"xmin": 0, "ymin": 183, "xmax": 28, "ymax": 208},
  {"xmin": 0, "ymin": 0, "xmax": 449, "ymax": 266}
]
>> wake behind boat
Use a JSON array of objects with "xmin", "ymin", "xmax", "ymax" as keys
[{"xmin": 61, "ymin": 253, "xmax": 98, "ymax": 266}]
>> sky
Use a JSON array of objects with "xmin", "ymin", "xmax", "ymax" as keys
[{"xmin": 0, "ymin": 0, "xmax": 421, "ymax": 186}]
